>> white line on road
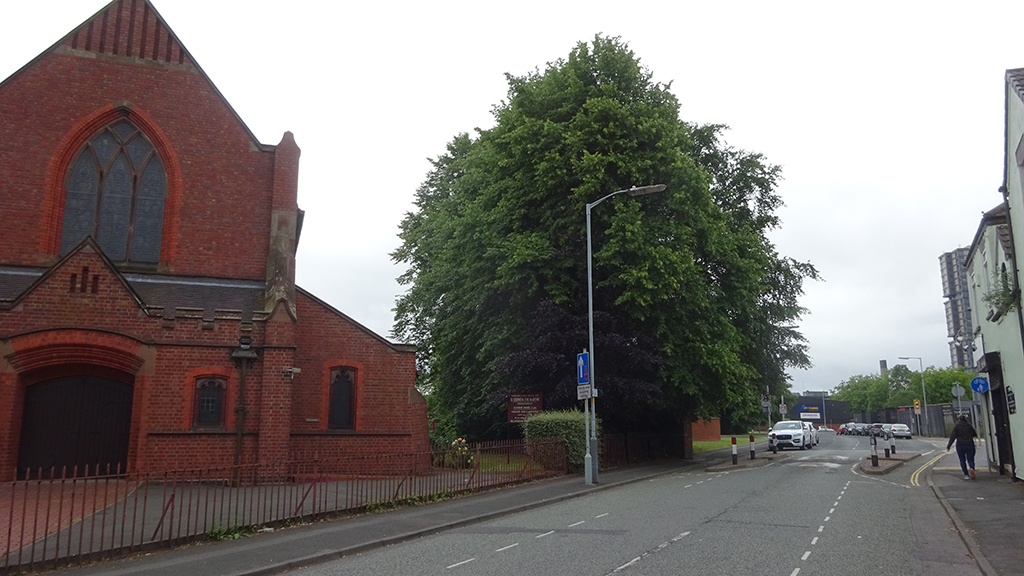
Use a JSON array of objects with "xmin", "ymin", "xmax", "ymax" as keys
[
  {"xmin": 833, "ymin": 501, "xmax": 839, "ymax": 506},
  {"xmin": 446, "ymin": 558, "xmax": 475, "ymax": 569},
  {"xmin": 790, "ymin": 568, "xmax": 801, "ymax": 576},
  {"xmin": 802, "ymin": 551, "xmax": 811, "ymax": 560},
  {"xmin": 536, "ymin": 531, "xmax": 555, "ymax": 538},
  {"xmin": 495, "ymin": 543, "xmax": 519, "ymax": 552},
  {"xmin": 829, "ymin": 508, "xmax": 835, "ymax": 514},
  {"xmin": 569, "ymin": 521, "xmax": 585, "ymax": 527},
  {"xmin": 596, "ymin": 513, "xmax": 609, "ymax": 518},
  {"xmin": 818, "ymin": 526, "xmax": 824, "ymax": 532},
  {"xmin": 685, "ymin": 484, "xmax": 693, "ymax": 488},
  {"xmin": 824, "ymin": 516, "xmax": 830, "ymax": 522},
  {"xmin": 811, "ymin": 537, "xmax": 818, "ymax": 545},
  {"xmin": 672, "ymin": 532, "xmax": 691, "ymax": 541},
  {"xmin": 614, "ymin": 557, "xmax": 641, "ymax": 572}
]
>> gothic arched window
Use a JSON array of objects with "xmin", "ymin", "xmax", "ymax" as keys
[
  {"xmin": 60, "ymin": 119, "xmax": 167, "ymax": 263},
  {"xmin": 328, "ymin": 368, "xmax": 356, "ymax": 430},
  {"xmin": 194, "ymin": 377, "xmax": 227, "ymax": 429}
]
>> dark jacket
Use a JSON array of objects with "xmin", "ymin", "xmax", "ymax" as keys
[{"xmin": 947, "ymin": 420, "xmax": 977, "ymax": 449}]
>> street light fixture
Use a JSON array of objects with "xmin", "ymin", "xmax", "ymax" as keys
[
  {"xmin": 585, "ymin": 184, "xmax": 666, "ymax": 484},
  {"xmin": 898, "ymin": 356, "xmax": 927, "ymax": 436}
]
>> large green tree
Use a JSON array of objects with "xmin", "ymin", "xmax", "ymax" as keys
[
  {"xmin": 832, "ymin": 365, "xmax": 973, "ymax": 413},
  {"xmin": 392, "ymin": 36, "xmax": 816, "ymax": 438}
]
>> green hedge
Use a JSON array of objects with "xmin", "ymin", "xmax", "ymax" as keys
[{"xmin": 523, "ymin": 410, "xmax": 597, "ymax": 473}]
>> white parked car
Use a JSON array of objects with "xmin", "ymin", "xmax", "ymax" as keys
[
  {"xmin": 803, "ymin": 421, "xmax": 819, "ymax": 446},
  {"xmin": 890, "ymin": 423, "xmax": 912, "ymax": 439},
  {"xmin": 769, "ymin": 421, "xmax": 812, "ymax": 450}
]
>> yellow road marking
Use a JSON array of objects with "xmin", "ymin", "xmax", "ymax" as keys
[{"xmin": 910, "ymin": 452, "xmax": 946, "ymax": 486}]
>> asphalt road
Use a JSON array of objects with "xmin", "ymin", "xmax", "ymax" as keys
[{"xmin": 294, "ymin": 432, "xmax": 979, "ymax": 576}]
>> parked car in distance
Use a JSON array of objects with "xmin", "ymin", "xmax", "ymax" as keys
[
  {"xmin": 837, "ymin": 423, "xmax": 847, "ymax": 435},
  {"xmin": 818, "ymin": 425, "xmax": 832, "ymax": 432},
  {"xmin": 870, "ymin": 423, "xmax": 885, "ymax": 436},
  {"xmin": 769, "ymin": 421, "xmax": 811, "ymax": 450},
  {"xmin": 803, "ymin": 421, "xmax": 819, "ymax": 446},
  {"xmin": 891, "ymin": 423, "xmax": 912, "ymax": 439}
]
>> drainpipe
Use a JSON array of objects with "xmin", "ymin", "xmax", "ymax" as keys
[{"xmin": 230, "ymin": 337, "xmax": 258, "ymax": 484}]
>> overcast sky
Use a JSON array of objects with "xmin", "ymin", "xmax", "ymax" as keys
[{"xmin": 3, "ymin": 1, "xmax": 1019, "ymax": 395}]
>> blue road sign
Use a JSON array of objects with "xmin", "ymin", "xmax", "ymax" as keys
[
  {"xmin": 971, "ymin": 377, "xmax": 990, "ymax": 394},
  {"xmin": 577, "ymin": 352, "xmax": 590, "ymax": 385}
]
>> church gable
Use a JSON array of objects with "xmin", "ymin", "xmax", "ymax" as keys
[
  {"xmin": 1, "ymin": 239, "xmax": 153, "ymax": 330},
  {"xmin": 0, "ymin": 0, "xmax": 287, "ymax": 279}
]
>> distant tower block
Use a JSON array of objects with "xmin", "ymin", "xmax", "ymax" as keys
[{"xmin": 880, "ymin": 359, "xmax": 888, "ymax": 376}]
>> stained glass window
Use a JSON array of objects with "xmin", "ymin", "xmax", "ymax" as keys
[{"xmin": 60, "ymin": 120, "xmax": 167, "ymax": 263}]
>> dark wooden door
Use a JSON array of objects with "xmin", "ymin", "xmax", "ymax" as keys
[{"xmin": 18, "ymin": 376, "xmax": 133, "ymax": 477}]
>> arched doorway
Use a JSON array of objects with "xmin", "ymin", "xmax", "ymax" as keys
[{"xmin": 18, "ymin": 376, "xmax": 133, "ymax": 478}]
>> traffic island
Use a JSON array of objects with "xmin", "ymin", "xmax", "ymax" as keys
[
  {"xmin": 705, "ymin": 450, "xmax": 789, "ymax": 472},
  {"xmin": 858, "ymin": 452, "xmax": 920, "ymax": 475}
]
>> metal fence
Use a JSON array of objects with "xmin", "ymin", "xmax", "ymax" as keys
[
  {"xmin": 602, "ymin": 433, "xmax": 687, "ymax": 466},
  {"xmin": 1, "ymin": 438, "xmax": 566, "ymax": 574}
]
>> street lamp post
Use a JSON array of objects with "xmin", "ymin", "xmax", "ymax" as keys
[
  {"xmin": 821, "ymin": 390, "xmax": 828, "ymax": 428},
  {"xmin": 586, "ymin": 184, "xmax": 665, "ymax": 483},
  {"xmin": 898, "ymin": 356, "xmax": 927, "ymax": 436}
]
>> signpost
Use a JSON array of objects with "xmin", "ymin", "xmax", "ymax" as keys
[
  {"xmin": 951, "ymin": 383, "xmax": 966, "ymax": 416},
  {"xmin": 578, "ymin": 351, "xmax": 593, "ymax": 484},
  {"xmin": 577, "ymin": 352, "xmax": 590, "ymax": 386},
  {"xmin": 971, "ymin": 377, "xmax": 989, "ymax": 394}
]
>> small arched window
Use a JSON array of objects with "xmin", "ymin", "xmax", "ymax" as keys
[
  {"xmin": 328, "ymin": 368, "xmax": 356, "ymax": 430},
  {"xmin": 194, "ymin": 377, "xmax": 227, "ymax": 429},
  {"xmin": 60, "ymin": 119, "xmax": 167, "ymax": 263}
]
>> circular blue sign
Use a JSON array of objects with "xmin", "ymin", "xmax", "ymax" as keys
[{"xmin": 971, "ymin": 377, "xmax": 990, "ymax": 394}]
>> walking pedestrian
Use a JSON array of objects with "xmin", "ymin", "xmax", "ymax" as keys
[{"xmin": 946, "ymin": 415, "xmax": 978, "ymax": 480}]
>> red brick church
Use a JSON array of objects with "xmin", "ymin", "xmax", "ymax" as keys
[{"xmin": 0, "ymin": 0, "xmax": 428, "ymax": 480}]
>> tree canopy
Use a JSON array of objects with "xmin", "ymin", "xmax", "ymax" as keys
[
  {"xmin": 392, "ymin": 36, "xmax": 817, "ymax": 438},
  {"xmin": 831, "ymin": 365, "xmax": 973, "ymax": 414}
]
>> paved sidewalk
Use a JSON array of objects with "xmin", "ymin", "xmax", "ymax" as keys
[{"xmin": 927, "ymin": 447, "xmax": 1024, "ymax": 576}]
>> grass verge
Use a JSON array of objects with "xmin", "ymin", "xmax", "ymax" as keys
[{"xmin": 693, "ymin": 434, "xmax": 767, "ymax": 454}]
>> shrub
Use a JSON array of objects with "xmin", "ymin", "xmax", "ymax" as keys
[{"xmin": 523, "ymin": 410, "xmax": 596, "ymax": 473}]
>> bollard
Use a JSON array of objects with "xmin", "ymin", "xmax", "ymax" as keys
[
  {"xmin": 890, "ymin": 434, "xmax": 896, "ymax": 455},
  {"xmin": 749, "ymin": 435, "xmax": 756, "ymax": 460},
  {"xmin": 731, "ymin": 437, "xmax": 738, "ymax": 465},
  {"xmin": 884, "ymin": 447, "xmax": 890, "ymax": 458},
  {"xmin": 870, "ymin": 435, "xmax": 879, "ymax": 467}
]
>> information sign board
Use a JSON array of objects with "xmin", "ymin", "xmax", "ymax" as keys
[{"xmin": 507, "ymin": 393, "xmax": 543, "ymax": 423}]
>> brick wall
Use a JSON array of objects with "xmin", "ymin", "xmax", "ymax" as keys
[
  {"xmin": 291, "ymin": 290, "xmax": 429, "ymax": 467},
  {"xmin": 691, "ymin": 418, "xmax": 721, "ymax": 442}
]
